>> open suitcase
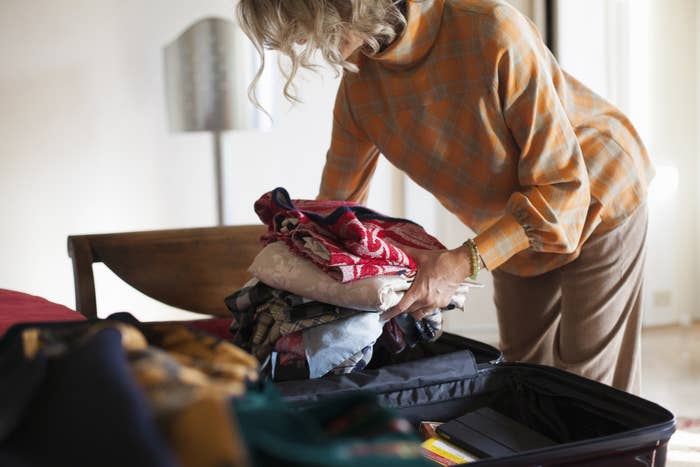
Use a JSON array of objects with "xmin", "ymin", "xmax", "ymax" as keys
[{"xmin": 275, "ymin": 332, "xmax": 676, "ymax": 466}]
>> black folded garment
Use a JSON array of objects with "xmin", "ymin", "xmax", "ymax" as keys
[{"xmin": 436, "ymin": 407, "xmax": 556, "ymax": 458}]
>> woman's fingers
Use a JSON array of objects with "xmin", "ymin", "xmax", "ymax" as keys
[
  {"xmin": 386, "ymin": 286, "xmax": 419, "ymax": 320},
  {"xmin": 387, "ymin": 248, "xmax": 462, "ymax": 320},
  {"xmin": 410, "ymin": 307, "xmax": 437, "ymax": 321},
  {"xmin": 388, "ymin": 281, "xmax": 442, "ymax": 320},
  {"xmin": 399, "ymin": 244, "xmax": 428, "ymax": 263}
]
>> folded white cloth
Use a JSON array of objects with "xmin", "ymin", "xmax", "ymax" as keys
[
  {"xmin": 248, "ymin": 242, "xmax": 478, "ymax": 313},
  {"xmin": 304, "ymin": 312, "xmax": 384, "ymax": 378}
]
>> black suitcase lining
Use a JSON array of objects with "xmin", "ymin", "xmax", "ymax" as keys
[
  {"xmin": 384, "ymin": 366, "xmax": 669, "ymax": 445},
  {"xmin": 276, "ymin": 333, "xmax": 675, "ymax": 462}
]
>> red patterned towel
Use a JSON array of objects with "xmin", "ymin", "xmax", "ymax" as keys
[{"xmin": 255, "ymin": 188, "xmax": 445, "ymax": 282}]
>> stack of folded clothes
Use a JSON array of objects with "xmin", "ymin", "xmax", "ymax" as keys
[{"xmin": 226, "ymin": 187, "xmax": 476, "ymax": 380}]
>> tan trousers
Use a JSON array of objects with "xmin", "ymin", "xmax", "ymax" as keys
[{"xmin": 492, "ymin": 205, "xmax": 648, "ymax": 394}]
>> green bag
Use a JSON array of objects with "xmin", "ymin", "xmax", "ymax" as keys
[{"xmin": 233, "ymin": 384, "xmax": 432, "ymax": 467}]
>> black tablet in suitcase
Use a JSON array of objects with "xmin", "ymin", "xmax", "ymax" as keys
[
  {"xmin": 436, "ymin": 406, "xmax": 556, "ymax": 457},
  {"xmin": 275, "ymin": 333, "xmax": 675, "ymax": 467}
]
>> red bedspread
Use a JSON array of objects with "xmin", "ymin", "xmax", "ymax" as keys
[
  {"xmin": 0, "ymin": 288, "xmax": 85, "ymax": 336},
  {"xmin": 0, "ymin": 288, "xmax": 233, "ymax": 340}
]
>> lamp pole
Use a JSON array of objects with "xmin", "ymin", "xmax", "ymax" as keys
[{"xmin": 213, "ymin": 131, "xmax": 224, "ymax": 225}]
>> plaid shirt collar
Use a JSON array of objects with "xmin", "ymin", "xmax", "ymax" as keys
[{"xmin": 367, "ymin": 0, "xmax": 445, "ymax": 69}]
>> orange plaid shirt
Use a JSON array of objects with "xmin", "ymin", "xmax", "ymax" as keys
[{"xmin": 318, "ymin": 0, "xmax": 654, "ymax": 276}]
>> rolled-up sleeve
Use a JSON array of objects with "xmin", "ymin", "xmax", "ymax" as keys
[
  {"xmin": 318, "ymin": 77, "xmax": 380, "ymax": 204},
  {"xmin": 473, "ymin": 7, "xmax": 591, "ymax": 271}
]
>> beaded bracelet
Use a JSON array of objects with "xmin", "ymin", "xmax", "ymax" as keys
[{"xmin": 463, "ymin": 239, "xmax": 481, "ymax": 281}]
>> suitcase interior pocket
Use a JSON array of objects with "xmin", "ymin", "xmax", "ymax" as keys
[
  {"xmin": 276, "ymin": 333, "xmax": 674, "ymax": 458},
  {"xmin": 386, "ymin": 364, "xmax": 670, "ymax": 446}
]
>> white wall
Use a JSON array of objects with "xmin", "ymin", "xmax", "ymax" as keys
[
  {"xmin": 697, "ymin": 3, "xmax": 700, "ymax": 321},
  {"xmin": 646, "ymin": 0, "xmax": 698, "ymax": 324},
  {"xmin": 556, "ymin": 1, "xmax": 609, "ymax": 98},
  {"xmin": 0, "ymin": 0, "xmax": 347, "ymax": 320},
  {"xmin": 558, "ymin": 0, "xmax": 699, "ymax": 326}
]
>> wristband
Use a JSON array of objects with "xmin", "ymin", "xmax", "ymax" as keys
[{"xmin": 463, "ymin": 239, "xmax": 480, "ymax": 281}]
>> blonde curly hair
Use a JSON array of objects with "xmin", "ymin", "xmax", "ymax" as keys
[{"xmin": 237, "ymin": 0, "xmax": 406, "ymax": 107}]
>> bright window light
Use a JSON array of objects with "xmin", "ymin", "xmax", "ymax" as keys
[
  {"xmin": 666, "ymin": 449, "xmax": 700, "ymax": 465},
  {"xmin": 648, "ymin": 164, "xmax": 679, "ymax": 203},
  {"xmin": 626, "ymin": 0, "xmax": 650, "ymax": 143}
]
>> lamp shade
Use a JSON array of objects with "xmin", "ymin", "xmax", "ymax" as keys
[{"xmin": 164, "ymin": 17, "xmax": 264, "ymax": 132}]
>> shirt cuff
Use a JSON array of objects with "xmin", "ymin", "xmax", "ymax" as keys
[{"xmin": 473, "ymin": 213, "xmax": 530, "ymax": 271}]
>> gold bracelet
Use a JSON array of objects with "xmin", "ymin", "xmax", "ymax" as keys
[{"xmin": 463, "ymin": 239, "xmax": 480, "ymax": 281}]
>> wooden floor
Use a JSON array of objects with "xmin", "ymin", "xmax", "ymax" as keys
[
  {"xmin": 641, "ymin": 324, "xmax": 700, "ymax": 467},
  {"xmin": 641, "ymin": 323, "xmax": 700, "ymax": 418}
]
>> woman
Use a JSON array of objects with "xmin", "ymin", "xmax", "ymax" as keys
[{"xmin": 237, "ymin": 0, "xmax": 654, "ymax": 394}]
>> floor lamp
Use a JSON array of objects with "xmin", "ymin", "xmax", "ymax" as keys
[{"xmin": 163, "ymin": 17, "xmax": 264, "ymax": 225}]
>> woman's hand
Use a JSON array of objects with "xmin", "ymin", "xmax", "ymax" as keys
[{"xmin": 385, "ymin": 245, "xmax": 473, "ymax": 321}]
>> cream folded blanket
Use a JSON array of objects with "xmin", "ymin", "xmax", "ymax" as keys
[{"xmin": 248, "ymin": 242, "xmax": 480, "ymax": 313}]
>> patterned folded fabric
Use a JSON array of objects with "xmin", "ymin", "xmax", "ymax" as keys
[
  {"xmin": 225, "ymin": 277, "xmax": 446, "ymax": 378},
  {"xmin": 249, "ymin": 241, "xmax": 473, "ymax": 313},
  {"xmin": 228, "ymin": 286, "xmax": 384, "ymax": 379},
  {"xmin": 254, "ymin": 187, "xmax": 446, "ymax": 282},
  {"xmin": 226, "ymin": 279, "xmax": 364, "ymax": 363},
  {"xmin": 274, "ymin": 331, "xmax": 306, "ymax": 364},
  {"xmin": 226, "ymin": 279, "xmax": 361, "ymax": 323},
  {"xmin": 272, "ymin": 331, "xmax": 310, "ymax": 381}
]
